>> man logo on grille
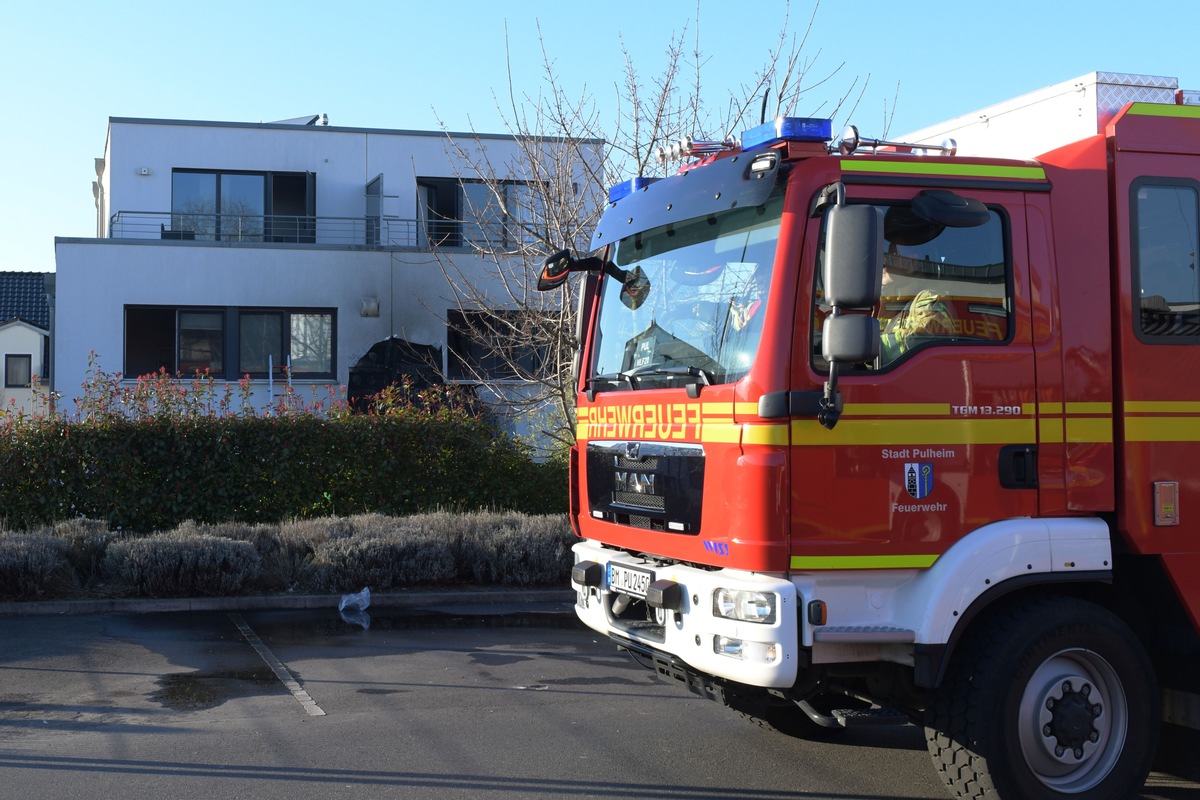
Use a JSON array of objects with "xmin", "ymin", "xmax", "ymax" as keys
[
  {"xmin": 625, "ymin": 442, "xmax": 641, "ymax": 460},
  {"xmin": 905, "ymin": 462, "xmax": 934, "ymax": 499}
]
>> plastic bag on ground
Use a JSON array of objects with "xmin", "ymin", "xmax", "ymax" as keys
[
  {"xmin": 339, "ymin": 607, "xmax": 371, "ymax": 630},
  {"xmin": 339, "ymin": 586, "xmax": 371, "ymax": 612}
]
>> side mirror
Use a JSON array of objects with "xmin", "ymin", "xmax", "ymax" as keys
[
  {"xmin": 537, "ymin": 250, "xmax": 573, "ymax": 291},
  {"xmin": 818, "ymin": 203, "xmax": 883, "ymax": 431},
  {"xmin": 824, "ymin": 204, "xmax": 883, "ymax": 308},
  {"xmin": 619, "ymin": 266, "xmax": 651, "ymax": 310},
  {"xmin": 822, "ymin": 314, "xmax": 879, "ymax": 364}
]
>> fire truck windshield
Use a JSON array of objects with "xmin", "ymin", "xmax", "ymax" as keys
[{"xmin": 589, "ymin": 185, "xmax": 784, "ymax": 390}]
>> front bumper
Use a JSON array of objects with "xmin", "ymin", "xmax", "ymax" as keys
[{"xmin": 571, "ymin": 540, "xmax": 799, "ymax": 688}]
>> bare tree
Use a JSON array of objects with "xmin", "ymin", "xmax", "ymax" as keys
[{"xmin": 429, "ymin": 0, "xmax": 870, "ymax": 454}]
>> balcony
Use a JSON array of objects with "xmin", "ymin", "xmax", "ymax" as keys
[
  {"xmin": 109, "ymin": 211, "xmax": 422, "ymax": 249},
  {"xmin": 109, "ymin": 212, "xmax": 541, "ymax": 251}
]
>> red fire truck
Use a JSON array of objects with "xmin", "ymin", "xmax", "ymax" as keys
[{"xmin": 538, "ymin": 72, "xmax": 1200, "ymax": 799}]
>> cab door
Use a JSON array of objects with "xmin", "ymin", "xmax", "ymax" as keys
[{"xmin": 789, "ymin": 181, "xmax": 1040, "ymax": 565}]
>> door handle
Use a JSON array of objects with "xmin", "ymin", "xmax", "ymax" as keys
[{"xmin": 998, "ymin": 444, "xmax": 1038, "ymax": 489}]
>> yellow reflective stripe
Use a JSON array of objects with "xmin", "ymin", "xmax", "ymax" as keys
[
  {"xmin": 791, "ymin": 554, "xmax": 939, "ymax": 570},
  {"xmin": 743, "ymin": 424, "xmax": 789, "ymax": 446},
  {"xmin": 841, "ymin": 402, "xmax": 951, "ymax": 416},
  {"xmin": 1125, "ymin": 400, "xmax": 1200, "ymax": 414},
  {"xmin": 1066, "ymin": 417, "xmax": 1113, "ymax": 444},
  {"xmin": 703, "ymin": 423, "xmax": 742, "ymax": 444},
  {"xmin": 1126, "ymin": 102, "xmax": 1200, "ymax": 119},
  {"xmin": 1065, "ymin": 402, "xmax": 1113, "ymax": 415},
  {"xmin": 841, "ymin": 160, "xmax": 1047, "ymax": 181},
  {"xmin": 1040, "ymin": 417, "xmax": 1064, "ymax": 444},
  {"xmin": 1037, "ymin": 402, "xmax": 1113, "ymax": 444},
  {"xmin": 791, "ymin": 417, "xmax": 1034, "ymax": 445},
  {"xmin": 1122, "ymin": 401, "xmax": 1200, "ymax": 443},
  {"xmin": 1125, "ymin": 418, "xmax": 1200, "ymax": 442}
]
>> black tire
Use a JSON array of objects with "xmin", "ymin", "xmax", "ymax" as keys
[{"xmin": 925, "ymin": 596, "xmax": 1158, "ymax": 799}]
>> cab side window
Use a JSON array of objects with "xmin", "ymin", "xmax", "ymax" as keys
[
  {"xmin": 815, "ymin": 201, "xmax": 1010, "ymax": 369},
  {"xmin": 1133, "ymin": 180, "xmax": 1200, "ymax": 340}
]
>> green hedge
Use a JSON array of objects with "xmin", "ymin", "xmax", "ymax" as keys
[
  {"xmin": 0, "ymin": 412, "xmax": 566, "ymax": 532},
  {"xmin": 0, "ymin": 511, "xmax": 575, "ymax": 600}
]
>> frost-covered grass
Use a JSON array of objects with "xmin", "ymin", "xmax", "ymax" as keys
[{"xmin": 0, "ymin": 511, "xmax": 573, "ymax": 600}]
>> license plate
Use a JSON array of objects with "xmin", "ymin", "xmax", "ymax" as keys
[{"xmin": 607, "ymin": 563, "xmax": 653, "ymax": 599}]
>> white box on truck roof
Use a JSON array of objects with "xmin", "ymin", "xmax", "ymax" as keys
[{"xmin": 900, "ymin": 71, "xmax": 1180, "ymax": 159}]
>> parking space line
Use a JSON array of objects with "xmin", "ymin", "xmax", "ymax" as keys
[{"xmin": 228, "ymin": 612, "xmax": 326, "ymax": 717}]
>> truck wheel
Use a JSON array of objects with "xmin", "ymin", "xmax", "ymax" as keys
[{"xmin": 925, "ymin": 596, "xmax": 1158, "ymax": 799}]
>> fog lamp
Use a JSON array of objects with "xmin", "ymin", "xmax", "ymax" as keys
[
  {"xmin": 714, "ymin": 635, "xmax": 744, "ymax": 659},
  {"xmin": 713, "ymin": 636, "xmax": 780, "ymax": 663}
]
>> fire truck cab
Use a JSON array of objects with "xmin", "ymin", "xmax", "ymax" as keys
[{"xmin": 541, "ymin": 72, "xmax": 1200, "ymax": 799}]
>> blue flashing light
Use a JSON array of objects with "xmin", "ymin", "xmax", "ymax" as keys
[
  {"xmin": 741, "ymin": 117, "xmax": 833, "ymax": 151},
  {"xmin": 608, "ymin": 176, "xmax": 661, "ymax": 204}
]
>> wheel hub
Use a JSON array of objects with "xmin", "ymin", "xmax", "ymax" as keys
[{"xmin": 1041, "ymin": 679, "xmax": 1103, "ymax": 760}]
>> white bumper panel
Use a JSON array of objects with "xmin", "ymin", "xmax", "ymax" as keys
[{"xmin": 572, "ymin": 540, "xmax": 799, "ymax": 689}]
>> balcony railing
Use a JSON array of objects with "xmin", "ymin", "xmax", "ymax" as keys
[{"xmin": 109, "ymin": 211, "xmax": 421, "ymax": 249}]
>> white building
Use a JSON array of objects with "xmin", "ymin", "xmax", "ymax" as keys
[
  {"xmin": 0, "ymin": 272, "xmax": 53, "ymax": 415},
  {"xmin": 53, "ymin": 115, "xmax": 597, "ymax": 422}
]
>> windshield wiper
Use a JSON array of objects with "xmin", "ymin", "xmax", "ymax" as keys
[
  {"xmin": 637, "ymin": 364, "xmax": 713, "ymax": 385},
  {"xmin": 587, "ymin": 371, "xmax": 633, "ymax": 400},
  {"xmin": 587, "ymin": 363, "xmax": 713, "ymax": 401}
]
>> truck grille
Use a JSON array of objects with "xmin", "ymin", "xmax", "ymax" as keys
[{"xmin": 586, "ymin": 441, "xmax": 704, "ymax": 533}]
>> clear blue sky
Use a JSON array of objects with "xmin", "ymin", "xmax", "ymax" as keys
[{"xmin": 3, "ymin": 0, "xmax": 1198, "ymax": 273}]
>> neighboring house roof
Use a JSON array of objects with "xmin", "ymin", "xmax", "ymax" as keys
[{"xmin": 0, "ymin": 272, "xmax": 51, "ymax": 331}]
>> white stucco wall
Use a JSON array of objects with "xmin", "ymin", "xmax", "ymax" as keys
[{"xmin": 52, "ymin": 239, "xmax": 514, "ymax": 413}]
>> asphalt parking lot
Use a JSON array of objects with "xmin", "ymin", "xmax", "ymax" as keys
[{"xmin": 1, "ymin": 597, "xmax": 1197, "ymax": 800}]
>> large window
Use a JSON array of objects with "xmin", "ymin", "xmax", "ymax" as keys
[
  {"xmin": 240, "ymin": 310, "xmax": 334, "ymax": 377},
  {"xmin": 815, "ymin": 200, "xmax": 1010, "ymax": 370},
  {"xmin": 418, "ymin": 178, "xmax": 540, "ymax": 249},
  {"xmin": 170, "ymin": 170, "xmax": 314, "ymax": 243},
  {"xmin": 4, "ymin": 354, "xmax": 31, "ymax": 388},
  {"xmin": 124, "ymin": 306, "xmax": 335, "ymax": 379},
  {"xmin": 1133, "ymin": 180, "xmax": 1200, "ymax": 339},
  {"xmin": 126, "ymin": 307, "xmax": 224, "ymax": 376},
  {"xmin": 447, "ymin": 309, "xmax": 547, "ymax": 381}
]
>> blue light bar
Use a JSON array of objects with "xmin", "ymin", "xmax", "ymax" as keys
[
  {"xmin": 608, "ymin": 176, "xmax": 661, "ymax": 204},
  {"xmin": 741, "ymin": 117, "xmax": 833, "ymax": 151}
]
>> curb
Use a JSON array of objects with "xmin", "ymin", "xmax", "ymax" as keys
[{"xmin": 0, "ymin": 588, "xmax": 577, "ymax": 617}]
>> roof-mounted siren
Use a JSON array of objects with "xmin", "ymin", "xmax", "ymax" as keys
[
  {"xmin": 657, "ymin": 135, "xmax": 738, "ymax": 164},
  {"xmin": 836, "ymin": 125, "xmax": 957, "ymax": 157}
]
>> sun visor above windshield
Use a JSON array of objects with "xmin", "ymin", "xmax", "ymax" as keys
[{"xmin": 590, "ymin": 153, "xmax": 781, "ymax": 251}]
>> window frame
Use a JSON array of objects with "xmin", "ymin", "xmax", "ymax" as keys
[
  {"xmin": 170, "ymin": 169, "xmax": 315, "ymax": 243},
  {"xmin": 4, "ymin": 353, "xmax": 32, "ymax": 388},
  {"xmin": 812, "ymin": 198, "xmax": 1015, "ymax": 373},
  {"xmin": 446, "ymin": 308, "xmax": 548, "ymax": 382},
  {"xmin": 417, "ymin": 178, "xmax": 542, "ymax": 250},
  {"xmin": 123, "ymin": 305, "xmax": 336, "ymax": 380},
  {"xmin": 1130, "ymin": 176, "xmax": 1200, "ymax": 344},
  {"xmin": 238, "ymin": 307, "xmax": 337, "ymax": 379},
  {"xmin": 125, "ymin": 305, "xmax": 225, "ymax": 377}
]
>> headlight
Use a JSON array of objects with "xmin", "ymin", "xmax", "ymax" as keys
[{"xmin": 713, "ymin": 588, "xmax": 777, "ymax": 624}]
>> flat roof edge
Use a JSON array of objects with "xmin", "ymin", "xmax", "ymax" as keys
[{"xmin": 105, "ymin": 116, "xmax": 605, "ymax": 145}]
